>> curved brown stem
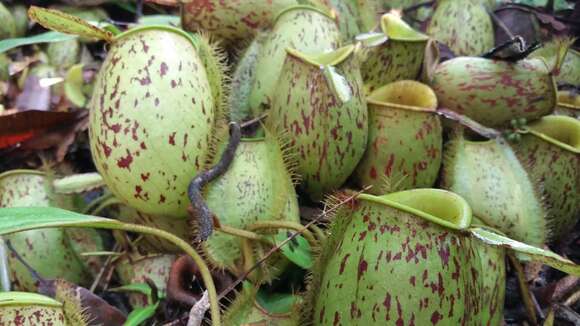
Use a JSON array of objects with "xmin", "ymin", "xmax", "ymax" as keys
[{"xmin": 188, "ymin": 122, "xmax": 241, "ymax": 241}]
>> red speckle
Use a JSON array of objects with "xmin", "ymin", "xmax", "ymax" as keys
[
  {"xmin": 333, "ymin": 312, "xmax": 341, "ymax": 326},
  {"xmin": 159, "ymin": 194, "xmax": 166, "ymax": 203},
  {"xmin": 140, "ymin": 142, "xmax": 147, "ymax": 150},
  {"xmin": 357, "ymin": 257, "xmax": 368, "ymax": 281},
  {"xmin": 141, "ymin": 172, "xmax": 150, "ymax": 181},
  {"xmin": 370, "ymin": 166, "xmax": 378, "ymax": 179},
  {"xmin": 339, "ymin": 253, "xmax": 350, "ymax": 275},
  {"xmin": 100, "ymin": 142, "xmax": 112, "ymax": 158},
  {"xmin": 160, "ymin": 62, "xmax": 168, "ymax": 76},
  {"xmin": 409, "ymin": 276, "xmax": 416, "ymax": 286},
  {"xmin": 383, "ymin": 292, "xmax": 391, "ymax": 320},
  {"xmin": 117, "ymin": 150, "xmax": 134, "ymax": 169},
  {"xmin": 431, "ymin": 311, "xmax": 443, "ymax": 325},
  {"xmin": 111, "ymin": 123, "xmax": 121, "ymax": 133},
  {"xmin": 169, "ymin": 132, "xmax": 176, "ymax": 145}
]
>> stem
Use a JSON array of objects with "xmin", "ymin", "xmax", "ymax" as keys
[
  {"xmin": 81, "ymin": 192, "xmax": 114, "ymax": 215},
  {"xmin": 508, "ymin": 253, "xmax": 538, "ymax": 325},
  {"xmin": 308, "ymin": 224, "xmax": 327, "ymax": 244},
  {"xmin": 217, "ymin": 225, "xmax": 264, "ymax": 241},
  {"xmin": 241, "ymin": 239, "xmax": 256, "ymax": 276},
  {"xmin": 91, "ymin": 197, "xmax": 122, "ymax": 216},
  {"xmin": 189, "ymin": 122, "xmax": 241, "ymax": 240},
  {"xmin": 247, "ymin": 221, "xmax": 318, "ymax": 248},
  {"xmin": 114, "ymin": 223, "xmax": 221, "ymax": 326}
]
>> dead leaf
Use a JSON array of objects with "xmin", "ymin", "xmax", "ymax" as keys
[
  {"xmin": 0, "ymin": 110, "xmax": 79, "ymax": 149},
  {"xmin": 15, "ymin": 74, "xmax": 52, "ymax": 111}
]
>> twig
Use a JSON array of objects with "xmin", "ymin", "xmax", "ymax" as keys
[
  {"xmin": 187, "ymin": 291, "xmax": 210, "ymax": 326},
  {"xmin": 436, "ymin": 108, "xmax": 502, "ymax": 139},
  {"xmin": 240, "ymin": 114, "xmax": 268, "ymax": 129},
  {"xmin": 488, "ymin": 9, "xmax": 515, "ymax": 40},
  {"xmin": 89, "ymin": 243, "xmax": 120, "ymax": 293},
  {"xmin": 217, "ymin": 186, "xmax": 371, "ymax": 300},
  {"xmin": 508, "ymin": 253, "xmax": 538, "ymax": 325},
  {"xmin": 188, "ymin": 122, "xmax": 241, "ymax": 241}
]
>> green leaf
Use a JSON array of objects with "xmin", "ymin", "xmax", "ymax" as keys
[
  {"xmin": 0, "ymin": 207, "xmax": 122, "ymax": 235},
  {"xmin": 109, "ymin": 282, "xmax": 165, "ymax": 301},
  {"xmin": 28, "ymin": 6, "xmax": 113, "ymax": 42},
  {"xmin": 469, "ymin": 227, "xmax": 580, "ymax": 276},
  {"xmin": 255, "ymin": 289, "xmax": 298, "ymax": 315},
  {"xmin": 0, "ymin": 31, "xmax": 77, "ymax": 54},
  {"xmin": 274, "ymin": 232, "xmax": 312, "ymax": 269},
  {"xmin": 124, "ymin": 302, "xmax": 159, "ymax": 326}
]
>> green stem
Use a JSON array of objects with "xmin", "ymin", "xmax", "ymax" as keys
[
  {"xmin": 247, "ymin": 221, "xmax": 318, "ymax": 248},
  {"xmin": 91, "ymin": 197, "xmax": 122, "ymax": 216},
  {"xmin": 81, "ymin": 192, "xmax": 114, "ymax": 215},
  {"xmin": 217, "ymin": 225, "xmax": 265, "ymax": 241},
  {"xmin": 113, "ymin": 223, "xmax": 221, "ymax": 326},
  {"xmin": 308, "ymin": 224, "xmax": 327, "ymax": 244}
]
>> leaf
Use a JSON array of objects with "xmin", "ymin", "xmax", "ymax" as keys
[
  {"xmin": 28, "ymin": 6, "xmax": 113, "ymax": 42},
  {"xmin": 322, "ymin": 65, "xmax": 352, "ymax": 104},
  {"xmin": 0, "ymin": 110, "xmax": 79, "ymax": 149},
  {"xmin": 109, "ymin": 282, "xmax": 166, "ymax": 301},
  {"xmin": 469, "ymin": 227, "xmax": 580, "ymax": 276},
  {"xmin": 64, "ymin": 64, "xmax": 87, "ymax": 108},
  {"xmin": 123, "ymin": 303, "xmax": 159, "ymax": 326},
  {"xmin": 255, "ymin": 289, "xmax": 298, "ymax": 315},
  {"xmin": 274, "ymin": 232, "xmax": 313, "ymax": 269},
  {"xmin": 0, "ymin": 207, "xmax": 122, "ymax": 235},
  {"xmin": 0, "ymin": 31, "xmax": 77, "ymax": 54}
]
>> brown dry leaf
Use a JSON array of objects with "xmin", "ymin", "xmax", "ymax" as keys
[
  {"xmin": 39, "ymin": 278, "xmax": 127, "ymax": 326},
  {"xmin": 0, "ymin": 110, "xmax": 79, "ymax": 149}
]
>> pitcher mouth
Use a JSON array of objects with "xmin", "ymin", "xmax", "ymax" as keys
[
  {"xmin": 367, "ymin": 80, "xmax": 438, "ymax": 113},
  {"xmin": 285, "ymin": 45, "xmax": 355, "ymax": 67},
  {"xmin": 526, "ymin": 115, "xmax": 580, "ymax": 153},
  {"xmin": 273, "ymin": 5, "xmax": 335, "ymax": 24},
  {"xmin": 358, "ymin": 188, "xmax": 472, "ymax": 230},
  {"xmin": 380, "ymin": 13, "xmax": 429, "ymax": 42}
]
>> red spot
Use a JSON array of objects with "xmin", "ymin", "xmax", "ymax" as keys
[
  {"xmin": 409, "ymin": 276, "xmax": 416, "ymax": 286},
  {"xmin": 384, "ymin": 154, "xmax": 395, "ymax": 177},
  {"xmin": 395, "ymin": 297, "xmax": 404, "ymax": 326},
  {"xmin": 160, "ymin": 62, "xmax": 168, "ymax": 76},
  {"xmin": 141, "ymin": 172, "xmax": 150, "ymax": 181},
  {"xmin": 339, "ymin": 253, "xmax": 350, "ymax": 275},
  {"xmin": 159, "ymin": 194, "xmax": 166, "ymax": 203},
  {"xmin": 140, "ymin": 142, "xmax": 147, "ymax": 150},
  {"xmin": 357, "ymin": 257, "xmax": 368, "ymax": 281},
  {"xmin": 117, "ymin": 150, "xmax": 134, "ymax": 169},
  {"xmin": 370, "ymin": 166, "xmax": 378, "ymax": 179},
  {"xmin": 383, "ymin": 292, "xmax": 391, "ymax": 320},
  {"xmin": 100, "ymin": 142, "xmax": 112, "ymax": 158},
  {"xmin": 111, "ymin": 123, "xmax": 121, "ymax": 133},
  {"xmin": 431, "ymin": 311, "xmax": 443, "ymax": 325},
  {"xmin": 169, "ymin": 132, "xmax": 176, "ymax": 145}
]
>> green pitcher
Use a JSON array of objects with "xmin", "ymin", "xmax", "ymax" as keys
[
  {"xmin": 248, "ymin": 5, "xmax": 341, "ymax": 116},
  {"xmin": 430, "ymin": 56, "xmax": 557, "ymax": 127},
  {"xmin": 515, "ymin": 116, "xmax": 580, "ymax": 240},
  {"xmin": 354, "ymin": 80, "xmax": 442, "ymax": 194},
  {"xmin": 0, "ymin": 170, "xmax": 102, "ymax": 291},
  {"xmin": 269, "ymin": 45, "xmax": 368, "ymax": 200},
  {"xmin": 360, "ymin": 13, "xmax": 429, "ymax": 93},
  {"xmin": 427, "ymin": 0, "xmax": 494, "ymax": 56},
  {"xmin": 440, "ymin": 129, "xmax": 548, "ymax": 246}
]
